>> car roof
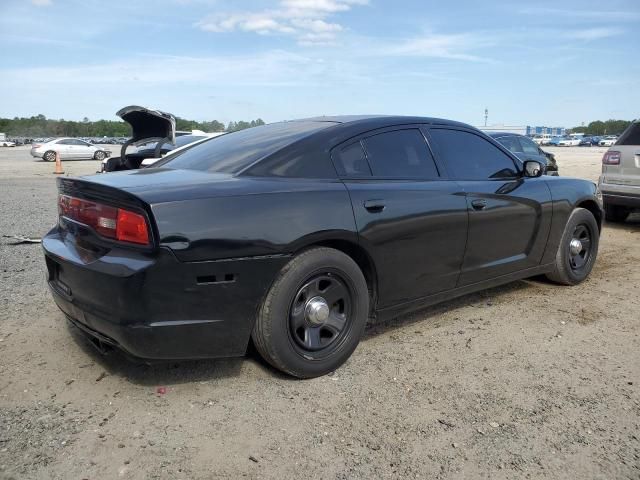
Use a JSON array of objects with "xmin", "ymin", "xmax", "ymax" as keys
[
  {"xmin": 298, "ymin": 114, "xmax": 470, "ymax": 128},
  {"xmin": 485, "ymin": 131, "xmax": 523, "ymax": 138}
]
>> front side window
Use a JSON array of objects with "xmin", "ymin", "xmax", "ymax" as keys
[
  {"xmin": 362, "ymin": 129, "xmax": 439, "ymax": 179},
  {"xmin": 429, "ymin": 129, "xmax": 518, "ymax": 180}
]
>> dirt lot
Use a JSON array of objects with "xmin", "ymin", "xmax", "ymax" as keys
[{"xmin": 0, "ymin": 145, "xmax": 638, "ymax": 480}]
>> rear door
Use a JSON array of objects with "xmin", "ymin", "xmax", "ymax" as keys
[
  {"xmin": 55, "ymin": 139, "xmax": 74, "ymax": 159},
  {"xmin": 333, "ymin": 126, "xmax": 468, "ymax": 308},
  {"xmin": 605, "ymin": 123, "xmax": 640, "ymax": 187},
  {"xmin": 427, "ymin": 127, "xmax": 552, "ymax": 286}
]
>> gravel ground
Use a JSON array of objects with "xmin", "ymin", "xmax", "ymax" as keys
[{"xmin": 0, "ymin": 145, "xmax": 638, "ymax": 480}]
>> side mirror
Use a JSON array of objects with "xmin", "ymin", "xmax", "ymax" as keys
[{"xmin": 523, "ymin": 160, "xmax": 544, "ymax": 178}]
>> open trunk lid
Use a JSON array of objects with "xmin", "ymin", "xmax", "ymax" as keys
[{"xmin": 116, "ymin": 105, "xmax": 176, "ymax": 145}]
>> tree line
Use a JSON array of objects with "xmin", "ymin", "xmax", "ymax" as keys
[
  {"xmin": 0, "ymin": 114, "xmax": 266, "ymax": 138},
  {"xmin": 571, "ymin": 119, "xmax": 634, "ymax": 136}
]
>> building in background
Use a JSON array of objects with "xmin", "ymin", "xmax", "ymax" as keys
[{"xmin": 477, "ymin": 125, "xmax": 565, "ymax": 136}]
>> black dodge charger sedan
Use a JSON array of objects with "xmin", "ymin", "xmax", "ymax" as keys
[{"xmin": 43, "ymin": 116, "xmax": 603, "ymax": 378}]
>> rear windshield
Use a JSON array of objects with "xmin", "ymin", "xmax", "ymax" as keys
[
  {"xmin": 156, "ymin": 121, "xmax": 334, "ymax": 173},
  {"xmin": 616, "ymin": 122, "xmax": 640, "ymax": 146}
]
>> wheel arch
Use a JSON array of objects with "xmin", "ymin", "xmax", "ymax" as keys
[
  {"xmin": 295, "ymin": 238, "xmax": 378, "ymax": 315},
  {"xmin": 576, "ymin": 199, "xmax": 603, "ymax": 231}
]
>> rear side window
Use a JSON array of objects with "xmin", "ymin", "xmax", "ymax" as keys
[
  {"xmin": 429, "ymin": 129, "xmax": 518, "ymax": 180},
  {"xmin": 157, "ymin": 121, "xmax": 333, "ymax": 174},
  {"xmin": 362, "ymin": 129, "xmax": 439, "ymax": 178},
  {"xmin": 616, "ymin": 122, "xmax": 640, "ymax": 145},
  {"xmin": 496, "ymin": 136, "xmax": 522, "ymax": 154},
  {"xmin": 335, "ymin": 142, "xmax": 371, "ymax": 176},
  {"xmin": 519, "ymin": 137, "xmax": 540, "ymax": 155}
]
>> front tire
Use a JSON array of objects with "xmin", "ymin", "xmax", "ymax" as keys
[
  {"xmin": 546, "ymin": 208, "xmax": 599, "ymax": 285},
  {"xmin": 604, "ymin": 203, "xmax": 629, "ymax": 223},
  {"xmin": 94, "ymin": 151, "xmax": 106, "ymax": 161},
  {"xmin": 252, "ymin": 247, "xmax": 369, "ymax": 378}
]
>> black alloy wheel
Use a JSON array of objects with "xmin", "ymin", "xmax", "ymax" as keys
[
  {"xmin": 289, "ymin": 272, "xmax": 352, "ymax": 355},
  {"xmin": 546, "ymin": 207, "xmax": 599, "ymax": 285},
  {"xmin": 568, "ymin": 224, "xmax": 593, "ymax": 272},
  {"xmin": 252, "ymin": 247, "xmax": 369, "ymax": 378}
]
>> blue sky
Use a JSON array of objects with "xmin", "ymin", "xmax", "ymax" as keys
[{"xmin": 0, "ymin": 0, "xmax": 638, "ymax": 127}]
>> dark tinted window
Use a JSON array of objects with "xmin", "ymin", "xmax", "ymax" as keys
[
  {"xmin": 57, "ymin": 139, "xmax": 73, "ymax": 145},
  {"xmin": 617, "ymin": 122, "xmax": 640, "ymax": 145},
  {"xmin": 335, "ymin": 142, "xmax": 371, "ymax": 176},
  {"xmin": 496, "ymin": 136, "xmax": 522, "ymax": 154},
  {"xmin": 363, "ymin": 129, "xmax": 438, "ymax": 178},
  {"xmin": 430, "ymin": 129, "xmax": 518, "ymax": 180},
  {"xmin": 519, "ymin": 137, "xmax": 540, "ymax": 155},
  {"xmin": 157, "ymin": 121, "xmax": 334, "ymax": 173}
]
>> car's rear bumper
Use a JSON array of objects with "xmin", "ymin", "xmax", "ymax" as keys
[
  {"xmin": 43, "ymin": 228, "xmax": 288, "ymax": 361},
  {"xmin": 599, "ymin": 179, "xmax": 640, "ymax": 208},
  {"xmin": 30, "ymin": 149, "xmax": 43, "ymax": 158}
]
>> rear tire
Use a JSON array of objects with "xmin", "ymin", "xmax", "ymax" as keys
[
  {"xmin": 43, "ymin": 150, "xmax": 56, "ymax": 162},
  {"xmin": 604, "ymin": 203, "xmax": 630, "ymax": 223},
  {"xmin": 546, "ymin": 208, "xmax": 599, "ymax": 286},
  {"xmin": 252, "ymin": 247, "xmax": 369, "ymax": 378}
]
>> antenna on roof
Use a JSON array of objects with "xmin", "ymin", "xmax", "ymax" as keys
[{"xmin": 484, "ymin": 108, "xmax": 488, "ymax": 127}]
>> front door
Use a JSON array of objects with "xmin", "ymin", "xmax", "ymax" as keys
[
  {"xmin": 333, "ymin": 127, "xmax": 468, "ymax": 308},
  {"xmin": 428, "ymin": 127, "xmax": 552, "ymax": 286}
]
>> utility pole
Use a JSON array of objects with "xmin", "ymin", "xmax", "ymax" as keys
[{"xmin": 484, "ymin": 108, "xmax": 488, "ymax": 127}]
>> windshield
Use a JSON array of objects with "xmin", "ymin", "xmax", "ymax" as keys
[{"xmin": 156, "ymin": 121, "xmax": 334, "ymax": 174}]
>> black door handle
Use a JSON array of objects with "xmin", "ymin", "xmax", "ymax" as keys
[
  {"xmin": 471, "ymin": 199, "xmax": 487, "ymax": 210},
  {"xmin": 364, "ymin": 200, "xmax": 386, "ymax": 213}
]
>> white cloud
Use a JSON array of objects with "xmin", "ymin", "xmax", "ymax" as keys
[
  {"xmin": 383, "ymin": 33, "xmax": 495, "ymax": 62},
  {"xmin": 518, "ymin": 7, "xmax": 640, "ymax": 21},
  {"xmin": 565, "ymin": 27, "xmax": 624, "ymax": 41},
  {"xmin": 196, "ymin": 0, "xmax": 367, "ymax": 45},
  {"xmin": 31, "ymin": 0, "xmax": 52, "ymax": 5}
]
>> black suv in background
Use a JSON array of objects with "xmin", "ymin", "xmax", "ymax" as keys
[{"xmin": 487, "ymin": 132, "xmax": 558, "ymax": 175}]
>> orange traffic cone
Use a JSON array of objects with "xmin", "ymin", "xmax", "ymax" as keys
[{"xmin": 53, "ymin": 151, "xmax": 64, "ymax": 175}]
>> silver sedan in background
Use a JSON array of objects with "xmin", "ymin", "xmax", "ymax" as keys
[{"xmin": 30, "ymin": 138, "xmax": 109, "ymax": 161}]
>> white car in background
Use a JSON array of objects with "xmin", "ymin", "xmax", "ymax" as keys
[
  {"xmin": 1, "ymin": 140, "xmax": 16, "ymax": 147},
  {"xmin": 599, "ymin": 136, "xmax": 618, "ymax": 147},
  {"xmin": 30, "ymin": 138, "xmax": 110, "ymax": 161},
  {"xmin": 532, "ymin": 134, "xmax": 553, "ymax": 145},
  {"xmin": 558, "ymin": 137, "xmax": 581, "ymax": 146}
]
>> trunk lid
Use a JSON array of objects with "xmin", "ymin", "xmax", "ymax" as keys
[{"xmin": 116, "ymin": 105, "xmax": 176, "ymax": 145}]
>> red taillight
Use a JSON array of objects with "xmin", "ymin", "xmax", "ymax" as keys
[
  {"xmin": 603, "ymin": 151, "xmax": 621, "ymax": 165},
  {"xmin": 116, "ymin": 209, "xmax": 149, "ymax": 245},
  {"xmin": 58, "ymin": 194, "xmax": 150, "ymax": 245}
]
